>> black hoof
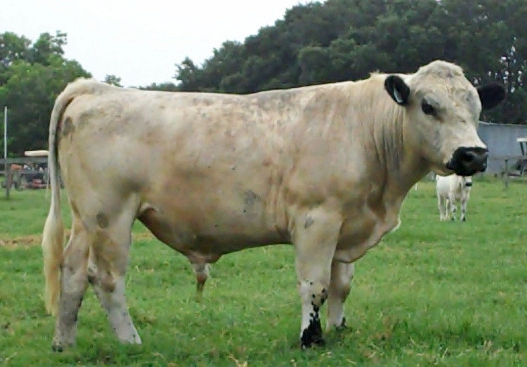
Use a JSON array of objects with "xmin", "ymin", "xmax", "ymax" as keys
[
  {"xmin": 300, "ymin": 336, "xmax": 325, "ymax": 349},
  {"xmin": 300, "ymin": 318, "xmax": 325, "ymax": 349},
  {"xmin": 336, "ymin": 317, "xmax": 348, "ymax": 331},
  {"xmin": 51, "ymin": 344, "xmax": 64, "ymax": 353}
]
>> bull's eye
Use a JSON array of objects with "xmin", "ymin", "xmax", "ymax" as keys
[{"xmin": 421, "ymin": 100, "xmax": 436, "ymax": 115}]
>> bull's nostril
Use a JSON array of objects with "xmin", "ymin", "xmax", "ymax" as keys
[
  {"xmin": 460, "ymin": 150, "xmax": 488, "ymax": 164},
  {"xmin": 448, "ymin": 147, "xmax": 489, "ymax": 176},
  {"xmin": 461, "ymin": 153, "xmax": 475, "ymax": 163}
]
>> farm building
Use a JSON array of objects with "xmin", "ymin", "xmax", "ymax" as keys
[{"xmin": 478, "ymin": 121, "xmax": 527, "ymax": 175}]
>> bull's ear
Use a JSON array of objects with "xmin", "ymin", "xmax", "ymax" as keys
[
  {"xmin": 478, "ymin": 83, "xmax": 505, "ymax": 110},
  {"xmin": 384, "ymin": 75, "xmax": 410, "ymax": 105}
]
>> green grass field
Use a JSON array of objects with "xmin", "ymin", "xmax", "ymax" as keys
[{"xmin": 1, "ymin": 178, "xmax": 526, "ymax": 366}]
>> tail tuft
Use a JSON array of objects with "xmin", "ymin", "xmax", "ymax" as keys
[{"xmin": 42, "ymin": 211, "xmax": 64, "ymax": 315}]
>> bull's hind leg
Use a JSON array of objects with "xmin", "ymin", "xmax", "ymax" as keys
[
  {"xmin": 326, "ymin": 261, "xmax": 354, "ymax": 330},
  {"xmin": 293, "ymin": 209, "xmax": 341, "ymax": 348},
  {"xmin": 88, "ymin": 211, "xmax": 141, "ymax": 344},
  {"xmin": 88, "ymin": 217, "xmax": 141, "ymax": 344},
  {"xmin": 52, "ymin": 220, "xmax": 90, "ymax": 351}
]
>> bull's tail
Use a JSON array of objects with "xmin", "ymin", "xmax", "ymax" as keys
[{"xmin": 41, "ymin": 87, "xmax": 73, "ymax": 315}]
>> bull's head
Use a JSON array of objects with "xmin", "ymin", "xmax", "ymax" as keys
[{"xmin": 384, "ymin": 60, "xmax": 505, "ymax": 176}]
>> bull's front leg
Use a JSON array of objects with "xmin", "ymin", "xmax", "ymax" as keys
[
  {"xmin": 292, "ymin": 208, "xmax": 341, "ymax": 349},
  {"xmin": 326, "ymin": 261, "xmax": 354, "ymax": 330}
]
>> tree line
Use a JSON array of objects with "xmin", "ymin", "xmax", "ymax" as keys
[{"xmin": 1, "ymin": 0, "xmax": 526, "ymax": 156}]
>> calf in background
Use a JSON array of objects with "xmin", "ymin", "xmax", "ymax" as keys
[{"xmin": 436, "ymin": 174, "xmax": 473, "ymax": 221}]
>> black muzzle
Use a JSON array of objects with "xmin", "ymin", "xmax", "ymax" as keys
[{"xmin": 446, "ymin": 147, "xmax": 488, "ymax": 176}]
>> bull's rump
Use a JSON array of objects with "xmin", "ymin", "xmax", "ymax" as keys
[{"xmin": 58, "ymin": 87, "xmax": 298, "ymax": 255}]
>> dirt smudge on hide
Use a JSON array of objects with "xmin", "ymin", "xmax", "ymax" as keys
[
  {"xmin": 241, "ymin": 190, "xmax": 262, "ymax": 215},
  {"xmin": 243, "ymin": 190, "xmax": 261, "ymax": 213},
  {"xmin": 61, "ymin": 117, "xmax": 75, "ymax": 137},
  {"xmin": 96, "ymin": 213, "xmax": 109, "ymax": 229}
]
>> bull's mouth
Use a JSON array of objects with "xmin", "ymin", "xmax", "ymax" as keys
[{"xmin": 446, "ymin": 147, "xmax": 488, "ymax": 176}]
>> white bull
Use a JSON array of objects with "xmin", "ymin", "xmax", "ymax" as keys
[
  {"xmin": 41, "ymin": 60, "xmax": 504, "ymax": 350},
  {"xmin": 436, "ymin": 174, "xmax": 473, "ymax": 221}
]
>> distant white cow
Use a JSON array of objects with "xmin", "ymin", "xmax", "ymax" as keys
[{"xmin": 436, "ymin": 174, "xmax": 473, "ymax": 221}]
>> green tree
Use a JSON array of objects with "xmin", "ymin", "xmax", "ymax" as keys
[
  {"xmin": 436, "ymin": 0, "xmax": 527, "ymax": 123},
  {"xmin": 0, "ymin": 32, "xmax": 90, "ymax": 155},
  {"xmin": 140, "ymin": 82, "xmax": 179, "ymax": 92},
  {"xmin": 0, "ymin": 32, "xmax": 31, "ymax": 84},
  {"xmin": 298, "ymin": 46, "xmax": 331, "ymax": 85},
  {"xmin": 27, "ymin": 31, "xmax": 67, "ymax": 65},
  {"xmin": 104, "ymin": 74, "xmax": 122, "ymax": 87},
  {"xmin": 175, "ymin": 57, "xmax": 203, "ymax": 92}
]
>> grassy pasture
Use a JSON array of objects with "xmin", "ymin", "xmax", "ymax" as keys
[{"xmin": 0, "ymin": 178, "xmax": 526, "ymax": 366}]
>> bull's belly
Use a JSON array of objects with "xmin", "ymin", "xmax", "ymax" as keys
[{"xmin": 137, "ymin": 203, "xmax": 288, "ymax": 262}]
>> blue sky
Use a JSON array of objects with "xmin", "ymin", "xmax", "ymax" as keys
[{"xmin": 1, "ymin": 0, "xmax": 314, "ymax": 87}]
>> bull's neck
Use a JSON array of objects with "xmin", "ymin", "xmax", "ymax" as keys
[{"xmin": 368, "ymin": 104, "xmax": 430, "ymax": 198}]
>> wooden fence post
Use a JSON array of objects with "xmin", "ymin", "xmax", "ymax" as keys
[
  {"xmin": 504, "ymin": 157, "xmax": 509, "ymax": 190},
  {"xmin": 5, "ymin": 162, "xmax": 10, "ymax": 199}
]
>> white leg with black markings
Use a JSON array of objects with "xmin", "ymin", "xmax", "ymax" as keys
[
  {"xmin": 460, "ymin": 199, "xmax": 468, "ymax": 221},
  {"xmin": 447, "ymin": 194, "xmax": 457, "ymax": 221},
  {"xmin": 292, "ymin": 208, "xmax": 341, "ymax": 348}
]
